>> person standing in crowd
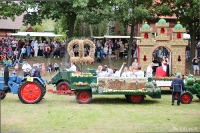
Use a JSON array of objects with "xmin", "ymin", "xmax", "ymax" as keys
[
  {"xmin": 115, "ymin": 41, "xmax": 121, "ymax": 60},
  {"xmin": 196, "ymin": 42, "xmax": 200, "ymax": 59},
  {"xmin": 132, "ymin": 41, "xmax": 137, "ymax": 58},
  {"xmin": 119, "ymin": 41, "xmax": 124, "ymax": 59},
  {"xmin": 192, "ymin": 55, "xmax": 199, "ymax": 76},
  {"xmin": 38, "ymin": 40, "xmax": 44, "ymax": 56},
  {"xmin": 33, "ymin": 40, "xmax": 39, "ymax": 57},
  {"xmin": 170, "ymin": 73, "xmax": 185, "ymax": 106},
  {"xmin": 26, "ymin": 41, "xmax": 31, "ymax": 57},
  {"xmin": 22, "ymin": 60, "xmax": 32, "ymax": 77},
  {"xmin": 186, "ymin": 42, "xmax": 190, "ymax": 60},
  {"xmin": 146, "ymin": 62, "xmax": 154, "ymax": 81}
]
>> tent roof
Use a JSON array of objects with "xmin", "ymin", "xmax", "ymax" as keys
[
  {"xmin": 8, "ymin": 32, "xmax": 63, "ymax": 37},
  {"xmin": 104, "ymin": 35, "xmax": 141, "ymax": 39}
]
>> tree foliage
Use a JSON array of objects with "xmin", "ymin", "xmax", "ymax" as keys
[
  {"xmin": 110, "ymin": 0, "xmax": 153, "ymax": 66},
  {"xmin": 0, "ymin": 2, "xmax": 24, "ymax": 21}
]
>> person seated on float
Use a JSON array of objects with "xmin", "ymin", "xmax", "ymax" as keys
[
  {"xmin": 96, "ymin": 65, "xmax": 103, "ymax": 77},
  {"xmin": 66, "ymin": 62, "xmax": 76, "ymax": 72},
  {"xmin": 155, "ymin": 56, "xmax": 168, "ymax": 77},
  {"xmin": 134, "ymin": 66, "xmax": 144, "ymax": 78},
  {"xmin": 121, "ymin": 67, "xmax": 131, "ymax": 77},
  {"xmin": 113, "ymin": 62, "xmax": 126, "ymax": 78},
  {"xmin": 128, "ymin": 66, "xmax": 136, "ymax": 77},
  {"xmin": 101, "ymin": 68, "xmax": 110, "ymax": 77},
  {"xmin": 132, "ymin": 58, "xmax": 138, "ymax": 71},
  {"xmin": 103, "ymin": 65, "xmax": 113, "ymax": 77},
  {"xmin": 31, "ymin": 64, "xmax": 41, "ymax": 77}
]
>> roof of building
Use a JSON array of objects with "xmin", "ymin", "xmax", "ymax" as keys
[{"xmin": 0, "ymin": 14, "xmax": 24, "ymax": 30}]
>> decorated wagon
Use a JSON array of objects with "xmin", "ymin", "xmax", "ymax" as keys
[{"xmin": 49, "ymin": 39, "xmax": 161, "ymax": 104}]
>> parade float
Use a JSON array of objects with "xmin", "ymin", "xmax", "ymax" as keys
[{"xmin": 49, "ymin": 39, "xmax": 161, "ymax": 104}]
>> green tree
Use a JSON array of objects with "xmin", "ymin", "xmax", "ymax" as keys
[
  {"xmin": 152, "ymin": 0, "xmax": 200, "ymax": 60},
  {"xmin": 111, "ymin": 0, "xmax": 152, "ymax": 66},
  {"xmin": 0, "ymin": 2, "xmax": 24, "ymax": 21}
]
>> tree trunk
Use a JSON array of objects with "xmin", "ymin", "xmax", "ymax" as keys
[
  {"xmin": 127, "ymin": 21, "xmax": 135, "ymax": 66},
  {"xmin": 65, "ymin": 12, "xmax": 77, "ymax": 65},
  {"xmin": 189, "ymin": 30, "xmax": 196, "ymax": 61},
  {"xmin": 89, "ymin": 24, "xmax": 93, "ymax": 37}
]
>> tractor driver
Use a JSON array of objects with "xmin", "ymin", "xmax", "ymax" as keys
[
  {"xmin": 22, "ymin": 60, "xmax": 32, "ymax": 77},
  {"xmin": 31, "ymin": 64, "xmax": 41, "ymax": 77}
]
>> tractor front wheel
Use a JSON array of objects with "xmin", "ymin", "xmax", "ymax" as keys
[
  {"xmin": 128, "ymin": 95, "xmax": 144, "ymax": 103},
  {"xmin": 0, "ymin": 90, "xmax": 6, "ymax": 100},
  {"xmin": 18, "ymin": 80, "xmax": 44, "ymax": 104},
  {"xmin": 181, "ymin": 92, "xmax": 192, "ymax": 104},
  {"xmin": 76, "ymin": 90, "xmax": 92, "ymax": 104}
]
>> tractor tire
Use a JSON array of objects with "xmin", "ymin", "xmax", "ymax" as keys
[
  {"xmin": 0, "ymin": 90, "xmax": 6, "ymax": 100},
  {"xmin": 18, "ymin": 80, "xmax": 44, "ymax": 104},
  {"xmin": 127, "ymin": 95, "xmax": 144, "ymax": 104},
  {"xmin": 76, "ymin": 90, "xmax": 92, "ymax": 104},
  {"xmin": 181, "ymin": 92, "xmax": 192, "ymax": 104},
  {"xmin": 56, "ymin": 81, "xmax": 70, "ymax": 92}
]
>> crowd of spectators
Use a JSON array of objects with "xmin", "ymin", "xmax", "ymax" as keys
[
  {"xmin": 0, "ymin": 37, "xmax": 66, "ymax": 67},
  {"xmin": 73, "ymin": 38, "xmax": 139, "ymax": 63}
]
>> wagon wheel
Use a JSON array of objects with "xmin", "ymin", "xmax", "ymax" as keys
[
  {"xmin": 76, "ymin": 90, "xmax": 92, "ymax": 104},
  {"xmin": 18, "ymin": 80, "xmax": 44, "ymax": 104},
  {"xmin": 181, "ymin": 92, "xmax": 192, "ymax": 104},
  {"xmin": 0, "ymin": 90, "xmax": 6, "ymax": 100},
  {"xmin": 128, "ymin": 95, "xmax": 144, "ymax": 103},
  {"xmin": 57, "ymin": 81, "xmax": 70, "ymax": 92}
]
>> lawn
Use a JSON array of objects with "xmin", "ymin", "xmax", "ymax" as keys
[
  {"xmin": 1, "ymin": 57, "xmax": 199, "ymax": 133},
  {"xmin": 1, "ymin": 92, "xmax": 200, "ymax": 133}
]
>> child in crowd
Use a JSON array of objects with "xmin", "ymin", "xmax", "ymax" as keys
[
  {"xmin": 103, "ymin": 45, "xmax": 108, "ymax": 58},
  {"xmin": 47, "ymin": 63, "xmax": 53, "ymax": 72},
  {"xmin": 21, "ymin": 46, "xmax": 26, "ymax": 59},
  {"xmin": 41, "ymin": 63, "xmax": 46, "ymax": 75},
  {"xmin": 31, "ymin": 48, "xmax": 34, "ymax": 57},
  {"xmin": 108, "ymin": 46, "xmax": 112, "ymax": 58},
  {"xmin": 54, "ymin": 63, "xmax": 59, "ymax": 72}
]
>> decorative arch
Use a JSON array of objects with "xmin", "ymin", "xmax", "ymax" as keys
[{"xmin": 67, "ymin": 39, "xmax": 95, "ymax": 63}]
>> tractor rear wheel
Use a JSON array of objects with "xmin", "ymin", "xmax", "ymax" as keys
[
  {"xmin": 128, "ymin": 95, "xmax": 144, "ymax": 103},
  {"xmin": 181, "ymin": 92, "xmax": 192, "ymax": 104},
  {"xmin": 76, "ymin": 90, "xmax": 92, "ymax": 104},
  {"xmin": 18, "ymin": 80, "xmax": 44, "ymax": 104},
  {"xmin": 0, "ymin": 90, "xmax": 6, "ymax": 100},
  {"xmin": 57, "ymin": 81, "xmax": 70, "ymax": 92}
]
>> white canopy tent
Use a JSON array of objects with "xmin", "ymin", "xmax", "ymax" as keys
[
  {"xmin": 8, "ymin": 32, "xmax": 63, "ymax": 37},
  {"xmin": 183, "ymin": 33, "xmax": 190, "ymax": 40}
]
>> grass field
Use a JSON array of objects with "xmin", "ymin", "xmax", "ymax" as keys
[
  {"xmin": 1, "ymin": 57, "xmax": 200, "ymax": 133},
  {"xmin": 1, "ymin": 92, "xmax": 200, "ymax": 133}
]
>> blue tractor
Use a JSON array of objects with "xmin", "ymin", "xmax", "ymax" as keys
[{"xmin": 0, "ymin": 66, "xmax": 46, "ymax": 104}]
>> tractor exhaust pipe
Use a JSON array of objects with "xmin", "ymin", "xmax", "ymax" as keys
[{"xmin": 4, "ymin": 66, "xmax": 9, "ymax": 91}]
